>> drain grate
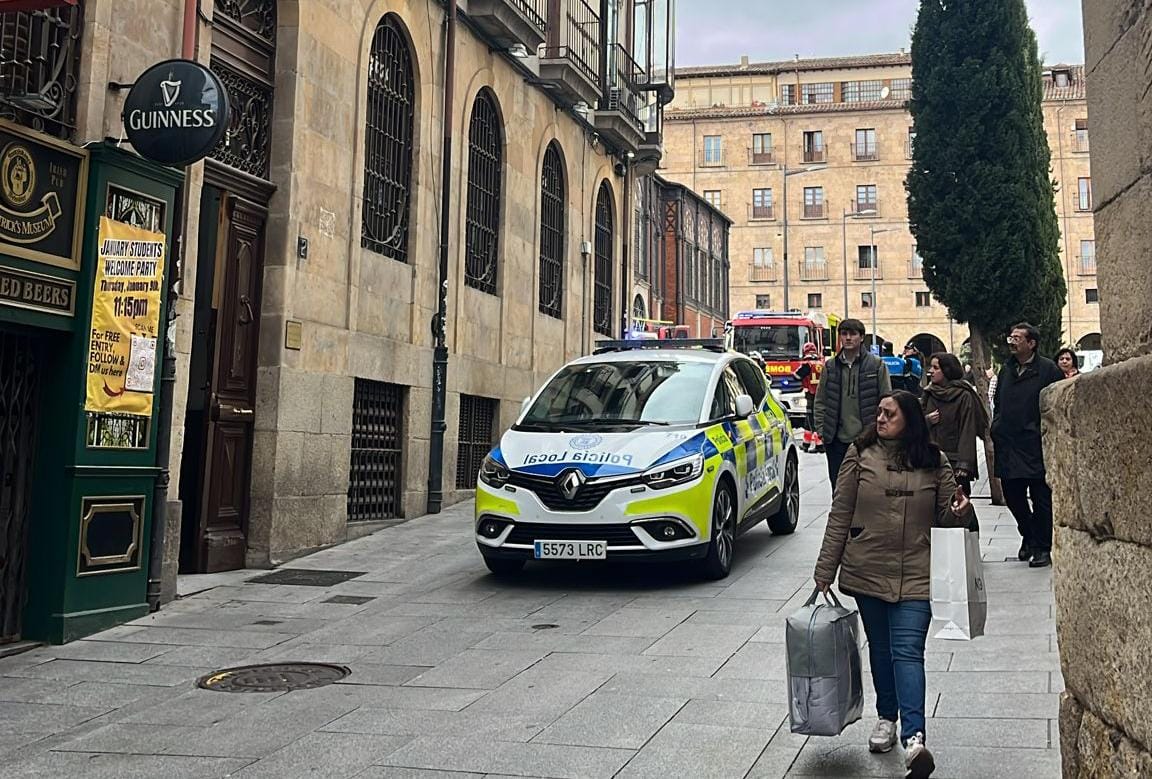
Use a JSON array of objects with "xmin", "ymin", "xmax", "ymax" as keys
[
  {"xmin": 197, "ymin": 663, "xmax": 350, "ymax": 693},
  {"xmin": 323, "ymin": 595, "xmax": 376, "ymax": 605},
  {"xmin": 247, "ymin": 569, "xmax": 367, "ymax": 587}
]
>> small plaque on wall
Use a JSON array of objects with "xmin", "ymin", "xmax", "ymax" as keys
[
  {"xmin": 77, "ymin": 496, "xmax": 144, "ymax": 576},
  {"xmin": 285, "ymin": 320, "xmax": 302, "ymax": 350}
]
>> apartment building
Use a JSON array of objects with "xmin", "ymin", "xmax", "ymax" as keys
[{"xmin": 660, "ymin": 53, "xmax": 1097, "ymax": 357}]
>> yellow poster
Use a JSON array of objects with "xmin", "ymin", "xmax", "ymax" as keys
[{"xmin": 84, "ymin": 216, "xmax": 166, "ymax": 415}]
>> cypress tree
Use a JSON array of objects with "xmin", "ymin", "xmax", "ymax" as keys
[{"xmin": 906, "ymin": 0, "xmax": 1066, "ymax": 368}]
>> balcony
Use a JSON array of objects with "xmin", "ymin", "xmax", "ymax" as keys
[
  {"xmin": 749, "ymin": 148, "xmax": 775, "ymax": 165},
  {"xmin": 539, "ymin": 0, "xmax": 600, "ymax": 107},
  {"xmin": 1073, "ymin": 133, "xmax": 1090, "ymax": 153},
  {"xmin": 905, "ymin": 139, "xmax": 915, "ymax": 159},
  {"xmin": 855, "ymin": 262, "xmax": 882, "ymax": 280},
  {"xmin": 750, "ymin": 264, "xmax": 777, "ymax": 282},
  {"xmin": 802, "ymin": 203, "xmax": 826, "ymax": 219},
  {"xmin": 908, "ymin": 258, "xmax": 923, "ymax": 278},
  {"xmin": 592, "ymin": 45, "xmax": 645, "ymax": 152},
  {"xmin": 467, "ymin": 0, "xmax": 547, "ymax": 52},
  {"xmin": 800, "ymin": 261, "xmax": 828, "ymax": 281},
  {"xmin": 749, "ymin": 204, "xmax": 774, "ymax": 221},
  {"xmin": 850, "ymin": 200, "xmax": 880, "ymax": 217},
  {"xmin": 851, "ymin": 143, "xmax": 879, "ymax": 162},
  {"xmin": 699, "ymin": 151, "xmax": 724, "ymax": 167},
  {"xmin": 1078, "ymin": 254, "xmax": 1097, "ymax": 275},
  {"xmin": 802, "ymin": 148, "xmax": 826, "ymax": 164}
]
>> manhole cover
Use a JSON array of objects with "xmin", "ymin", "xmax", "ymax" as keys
[
  {"xmin": 197, "ymin": 663, "xmax": 350, "ymax": 693},
  {"xmin": 247, "ymin": 569, "xmax": 366, "ymax": 587}
]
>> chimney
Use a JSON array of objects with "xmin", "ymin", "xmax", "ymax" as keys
[{"xmin": 739, "ymin": 54, "xmax": 749, "ymax": 69}]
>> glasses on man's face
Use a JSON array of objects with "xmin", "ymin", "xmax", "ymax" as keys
[{"xmin": 1006, "ymin": 335, "xmax": 1023, "ymax": 344}]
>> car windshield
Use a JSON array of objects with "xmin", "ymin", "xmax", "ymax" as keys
[
  {"xmin": 519, "ymin": 361, "xmax": 712, "ymax": 428},
  {"xmin": 733, "ymin": 325, "xmax": 811, "ymax": 359}
]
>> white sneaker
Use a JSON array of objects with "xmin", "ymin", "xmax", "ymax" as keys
[
  {"xmin": 868, "ymin": 718, "xmax": 898, "ymax": 753},
  {"xmin": 904, "ymin": 732, "xmax": 936, "ymax": 778}
]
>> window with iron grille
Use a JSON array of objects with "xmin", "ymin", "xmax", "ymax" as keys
[
  {"xmin": 348, "ymin": 379, "xmax": 405, "ymax": 521},
  {"xmin": 593, "ymin": 181, "xmax": 614, "ymax": 335},
  {"xmin": 361, "ymin": 16, "xmax": 415, "ymax": 262},
  {"xmin": 538, "ymin": 142, "xmax": 565, "ymax": 318},
  {"xmin": 457, "ymin": 394, "xmax": 498, "ymax": 489},
  {"xmin": 0, "ymin": 5, "xmax": 83, "ymax": 139},
  {"xmin": 465, "ymin": 90, "xmax": 503, "ymax": 294}
]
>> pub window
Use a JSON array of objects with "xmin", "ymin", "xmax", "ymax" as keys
[
  {"xmin": 538, "ymin": 142, "xmax": 565, "ymax": 318},
  {"xmin": 465, "ymin": 89, "xmax": 503, "ymax": 294},
  {"xmin": 593, "ymin": 181, "xmax": 614, "ymax": 336},
  {"xmin": 0, "ymin": 5, "xmax": 83, "ymax": 139},
  {"xmin": 361, "ymin": 15, "xmax": 415, "ymax": 262}
]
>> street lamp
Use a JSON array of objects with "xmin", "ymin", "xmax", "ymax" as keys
[
  {"xmin": 842, "ymin": 207, "xmax": 877, "ymax": 316},
  {"xmin": 781, "ymin": 164, "xmax": 826, "ymax": 310},
  {"xmin": 868, "ymin": 226, "xmax": 895, "ymax": 354}
]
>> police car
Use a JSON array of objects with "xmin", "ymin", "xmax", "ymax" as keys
[{"xmin": 474, "ymin": 340, "xmax": 801, "ymax": 580}]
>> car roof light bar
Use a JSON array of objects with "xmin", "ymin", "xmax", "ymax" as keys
[{"xmin": 592, "ymin": 339, "xmax": 727, "ymax": 354}]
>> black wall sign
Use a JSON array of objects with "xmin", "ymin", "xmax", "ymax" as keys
[
  {"xmin": 0, "ymin": 121, "xmax": 87, "ymax": 270},
  {"xmin": 123, "ymin": 59, "xmax": 230, "ymax": 167}
]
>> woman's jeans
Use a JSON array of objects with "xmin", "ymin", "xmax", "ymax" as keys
[{"xmin": 855, "ymin": 595, "xmax": 932, "ymax": 742}]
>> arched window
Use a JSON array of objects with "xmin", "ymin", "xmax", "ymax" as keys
[
  {"xmin": 593, "ymin": 182, "xmax": 614, "ymax": 336},
  {"xmin": 361, "ymin": 16, "xmax": 415, "ymax": 262},
  {"xmin": 465, "ymin": 90, "xmax": 503, "ymax": 294},
  {"xmin": 538, "ymin": 142, "xmax": 566, "ymax": 318}
]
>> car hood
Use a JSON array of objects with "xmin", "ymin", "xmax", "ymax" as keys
[{"xmin": 495, "ymin": 427, "xmax": 719, "ymax": 479}]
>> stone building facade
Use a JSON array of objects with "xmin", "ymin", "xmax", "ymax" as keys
[
  {"xmin": 658, "ymin": 53, "xmax": 1099, "ymax": 357},
  {"xmin": 1046, "ymin": 0, "xmax": 1152, "ymax": 774}
]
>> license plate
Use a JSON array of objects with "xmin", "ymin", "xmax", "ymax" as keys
[{"xmin": 533, "ymin": 540, "xmax": 607, "ymax": 560}]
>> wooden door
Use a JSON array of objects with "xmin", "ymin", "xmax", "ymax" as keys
[{"xmin": 194, "ymin": 196, "xmax": 265, "ymax": 572}]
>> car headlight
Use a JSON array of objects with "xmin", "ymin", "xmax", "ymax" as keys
[
  {"xmin": 642, "ymin": 454, "xmax": 705, "ymax": 490},
  {"xmin": 478, "ymin": 454, "xmax": 510, "ymax": 488}
]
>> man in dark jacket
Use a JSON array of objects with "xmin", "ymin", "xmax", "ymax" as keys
[
  {"xmin": 813, "ymin": 319, "xmax": 892, "ymax": 487},
  {"xmin": 991, "ymin": 322, "xmax": 1064, "ymax": 568}
]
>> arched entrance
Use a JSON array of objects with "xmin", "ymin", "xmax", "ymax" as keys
[
  {"xmin": 632, "ymin": 293, "xmax": 647, "ymax": 323},
  {"xmin": 909, "ymin": 332, "xmax": 947, "ymax": 358},
  {"xmin": 1077, "ymin": 332, "xmax": 1102, "ymax": 351}
]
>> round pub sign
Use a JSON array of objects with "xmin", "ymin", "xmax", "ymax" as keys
[{"xmin": 122, "ymin": 59, "xmax": 230, "ymax": 167}]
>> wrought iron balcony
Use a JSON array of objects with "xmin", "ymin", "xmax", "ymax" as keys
[
  {"xmin": 749, "ymin": 204, "xmax": 774, "ymax": 221},
  {"xmin": 1072, "ymin": 133, "xmax": 1090, "ymax": 153},
  {"xmin": 855, "ymin": 261, "xmax": 882, "ymax": 280},
  {"xmin": 908, "ymin": 258, "xmax": 923, "ymax": 278},
  {"xmin": 802, "ymin": 148, "xmax": 826, "ymax": 164},
  {"xmin": 750, "ymin": 264, "xmax": 777, "ymax": 282},
  {"xmin": 802, "ymin": 203, "xmax": 826, "ymax": 219},
  {"xmin": 592, "ymin": 44, "xmax": 645, "ymax": 152},
  {"xmin": 850, "ymin": 200, "xmax": 880, "ymax": 217},
  {"xmin": 749, "ymin": 148, "xmax": 775, "ymax": 165},
  {"xmin": 1078, "ymin": 254, "xmax": 1097, "ymax": 275},
  {"xmin": 467, "ymin": 0, "xmax": 547, "ymax": 51},
  {"xmin": 800, "ymin": 260, "xmax": 828, "ymax": 281},
  {"xmin": 851, "ymin": 142, "xmax": 879, "ymax": 162},
  {"xmin": 699, "ymin": 150, "xmax": 724, "ymax": 167},
  {"xmin": 540, "ymin": 0, "xmax": 600, "ymax": 107}
]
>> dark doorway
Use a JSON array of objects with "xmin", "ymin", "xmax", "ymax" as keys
[
  {"xmin": 0, "ymin": 330, "xmax": 40, "ymax": 642},
  {"xmin": 179, "ymin": 190, "xmax": 267, "ymax": 573},
  {"xmin": 909, "ymin": 332, "xmax": 948, "ymax": 359}
]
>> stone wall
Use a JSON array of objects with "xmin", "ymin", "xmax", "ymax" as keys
[{"xmin": 1048, "ymin": 1, "xmax": 1152, "ymax": 774}]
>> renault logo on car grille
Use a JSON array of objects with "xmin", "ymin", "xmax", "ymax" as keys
[{"xmin": 556, "ymin": 468, "xmax": 585, "ymax": 500}]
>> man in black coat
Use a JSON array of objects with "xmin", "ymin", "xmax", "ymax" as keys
[{"xmin": 990, "ymin": 322, "xmax": 1064, "ymax": 568}]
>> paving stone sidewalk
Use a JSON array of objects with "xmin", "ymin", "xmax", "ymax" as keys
[{"xmin": 0, "ymin": 452, "xmax": 1061, "ymax": 778}]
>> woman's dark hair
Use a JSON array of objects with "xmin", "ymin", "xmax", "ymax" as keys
[
  {"xmin": 856, "ymin": 390, "xmax": 941, "ymax": 470},
  {"xmin": 1056, "ymin": 347, "xmax": 1078, "ymax": 366},
  {"xmin": 930, "ymin": 352, "xmax": 964, "ymax": 381}
]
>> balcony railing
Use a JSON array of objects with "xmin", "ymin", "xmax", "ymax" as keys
[
  {"xmin": 749, "ymin": 204, "xmax": 774, "ymax": 220},
  {"xmin": 607, "ymin": 44, "xmax": 644, "ymax": 127},
  {"xmin": 750, "ymin": 264, "xmax": 777, "ymax": 282},
  {"xmin": 749, "ymin": 148, "xmax": 775, "ymax": 165},
  {"xmin": 905, "ymin": 139, "xmax": 915, "ymax": 159},
  {"xmin": 800, "ymin": 260, "xmax": 828, "ymax": 281},
  {"xmin": 1072, "ymin": 133, "xmax": 1090, "ymax": 153},
  {"xmin": 803, "ymin": 148, "xmax": 826, "ymax": 164},
  {"xmin": 542, "ymin": 0, "xmax": 600, "ymax": 88},
  {"xmin": 802, "ymin": 203, "xmax": 826, "ymax": 219},
  {"xmin": 699, "ymin": 151, "xmax": 724, "ymax": 167},
  {"xmin": 851, "ymin": 143, "xmax": 879, "ymax": 162},
  {"xmin": 908, "ymin": 258, "xmax": 923, "ymax": 278},
  {"xmin": 850, "ymin": 200, "xmax": 880, "ymax": 217},
  {"xmin": 855, "ymin": 262, "xmax": 882, "ymax": 280},
  {"xmin": 1078, "ymin": 254, "xmax": 1097, "ymax": 275}
]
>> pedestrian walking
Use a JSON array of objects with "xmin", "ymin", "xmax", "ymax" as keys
[
  {"xmin": 1055, "ymin": 347, "xmax": 1080, "ymax": 379},
  {"xmin": 923, "ymin": 352, "xmax": 989, "ymax": 533},
  {"xmin": 794, "ymin": 342, "xmax": 825, "ymax": 452},
  {"xmin": 991, "ymin": 323, "xmax": 1064, "ymax": 568},
  {"xmin": 814, "ymin": 390, "xmax": 975, "ymax": 779},
  {"xmin": 813, "ymin": 318, "xmax": 892, "ymax": 487}
]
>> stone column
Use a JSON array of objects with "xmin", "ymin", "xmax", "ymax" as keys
[{"xmin": 1046, "ymin": 2, "xmax": 1152, "ymax": 775}]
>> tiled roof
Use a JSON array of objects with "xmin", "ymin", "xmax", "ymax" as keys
[
  {"xmin": 666, "ymin": 99, "xmax": 910, "ymax": 121},
  {"xmin": 675, "ymin": 52, "xmax": 911, "ymax": 78},
  {"xmin": 1043, "ymin": 64, "xmax": 1086, "ymax": 100}
]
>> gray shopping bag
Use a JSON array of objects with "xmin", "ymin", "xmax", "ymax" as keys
[
  {"xmin": 786, "ymin": 587, "xmax": 864, "ymax": 736},
  {"xmin": 930, "ymin": 528, "xmax": 988, "ymax": 640}
]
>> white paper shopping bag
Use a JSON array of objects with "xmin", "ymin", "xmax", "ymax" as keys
[{"xmin": 930, "ymin": 528, "xmax": 987, "ymax": 640}]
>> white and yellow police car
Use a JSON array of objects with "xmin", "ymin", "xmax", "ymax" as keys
[{"xmin": 474, "ymin": 340, "xmax": 801, "ymax": 579}]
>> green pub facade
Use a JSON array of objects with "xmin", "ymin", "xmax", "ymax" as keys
[{"xmin": 0, "ymin": 4, "xmax": 183, "ymax": 645}]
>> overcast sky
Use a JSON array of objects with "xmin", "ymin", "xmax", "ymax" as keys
[{"xmin": 675, "ymin": 0, "xmax": 1085, "ymax": 67}]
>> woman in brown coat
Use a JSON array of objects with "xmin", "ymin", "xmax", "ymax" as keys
[
  {"xmin": 923, "ymin": 353, "xmax": 989, "ymax": 533},
  {"xmin": 814, "ymin": 390, "xmax": 974, "ymax": 779}
]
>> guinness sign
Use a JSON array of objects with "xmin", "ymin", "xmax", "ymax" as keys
[{"xmin": 123, "ymin": 59, "xmax": 230, "ymax": 167}]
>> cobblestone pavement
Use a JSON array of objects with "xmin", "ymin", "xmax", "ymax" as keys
[{"xmin": 0, "ymin": 452, "xmax": 1060, "ymax": 778}]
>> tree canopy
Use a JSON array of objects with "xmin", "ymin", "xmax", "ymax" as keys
[{"xmin": 906, "ymin": 0, "xmax": 1066, "ymax": 356}]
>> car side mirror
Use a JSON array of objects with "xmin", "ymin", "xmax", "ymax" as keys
[{"xmin": 735, "ymin": 394, "xmax": 755, "ymax": 418}]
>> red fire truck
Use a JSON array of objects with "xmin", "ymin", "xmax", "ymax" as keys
[{"xmin": 725, "ymin": 310, "xmax": 842, "ymax": 392}]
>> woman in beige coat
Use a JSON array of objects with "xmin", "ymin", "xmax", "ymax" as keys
[{"xmin": 814, "ymin": 390, "xmax": 974, "ymax": 779}]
